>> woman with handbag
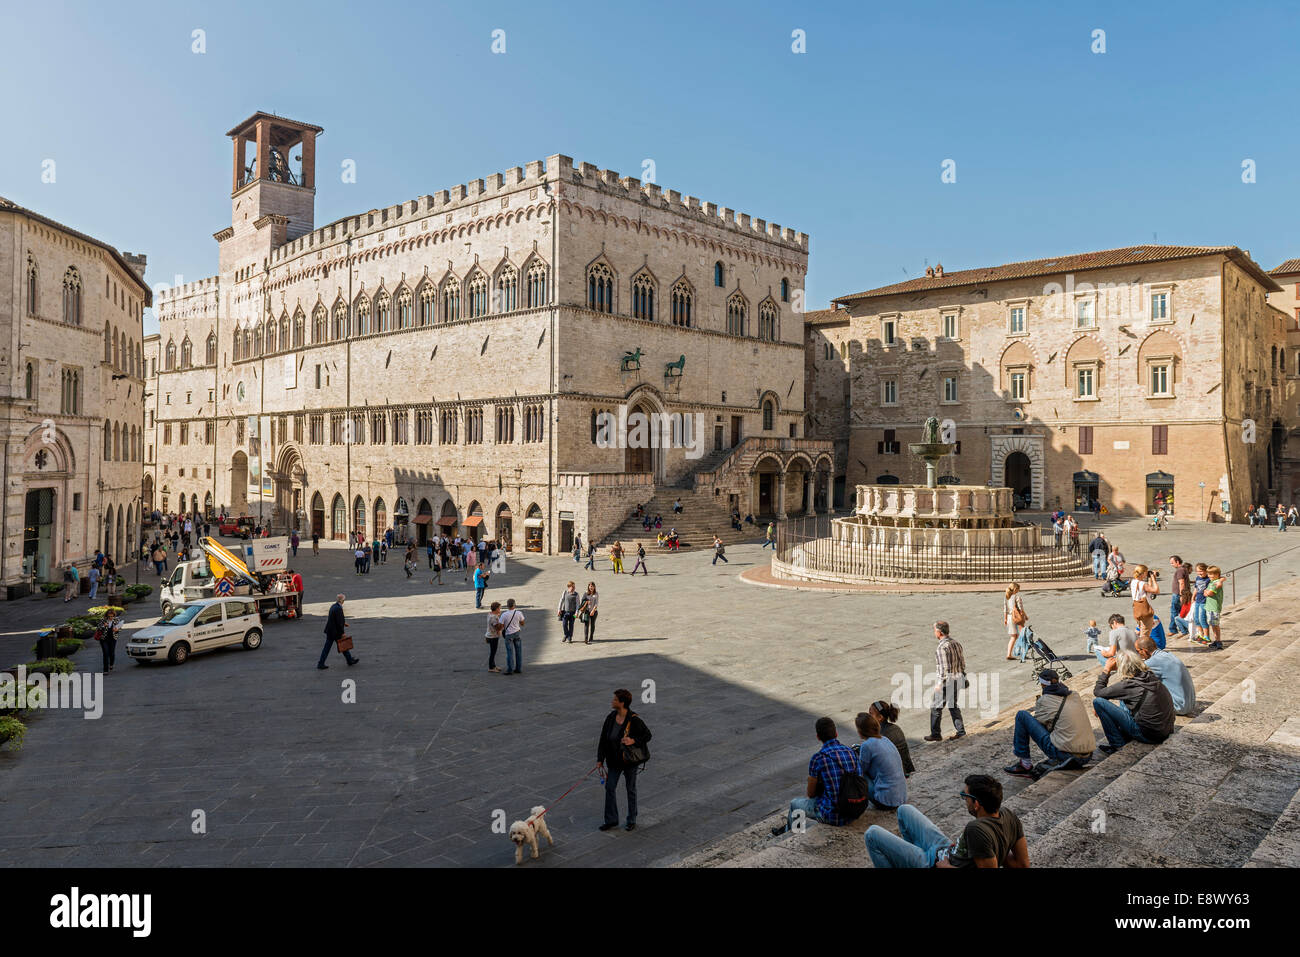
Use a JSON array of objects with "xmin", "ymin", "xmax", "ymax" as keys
[
  {"xmin": 596, "ymin": 689, "xmax": 652, "ymax": 832},
  {"xmin": 97, "ymin": 608, "xmax": 122, "ymax": 673},
  {"xmin": 1004, "ymin": 582, "xmax": 1028, "ymax": 661},
  {"xmin": 578, "ymin": 582, "xmax": 599, "ymax": 644},
  {"xmin": 485, "ymin": 601, "xmax": 503, "ymax": 673}
]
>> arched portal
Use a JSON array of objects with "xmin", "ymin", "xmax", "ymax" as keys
[
  {"xmin": 311, "ymin": 492, "xmax": 325, "ymax": 539},
  {"xmin": 496, "ymin": 502, "xmax": 513, "ymax": 552},
  {"xmin": 1005, "ymin": 452, "xmax": 1032, "ymax": 507},
  {"xmin": 230, "ymin": 451, "xmax": 249, "ymax": 512}
]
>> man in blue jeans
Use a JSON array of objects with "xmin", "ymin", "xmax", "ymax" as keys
[
  {"xmin": 473, "ymin": 564, "xmax": 489, "ymax": 608},
  {"xmin": 864, "ymin": 774, "xmax": 1029, "ymax": 868},
  {"xmin": 1003, "ymin": 669, "xmax": 1096, "ymax": 776},
  {"xmin": 499, "ymin": 599, "xmax": 525, "ymax": 675},
  {"xmin": 771, "ymin": 717, "xmax": 857, "ymax": 836},
  {"xmin": 1092, "ymin": 651, "xmax": 1175, "ymax": 753},
  {"xmin": 1167, "ymin": 555, "xmax": 1189, "ymax": 636}
]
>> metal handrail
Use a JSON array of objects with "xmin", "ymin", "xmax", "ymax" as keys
[{"xmin": 1223, "ymin": 541, "xmax": 1300, "ymax": 607}]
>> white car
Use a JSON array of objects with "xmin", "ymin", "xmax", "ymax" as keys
[{"xmin": 126, "ymin": 597, "xmax": 263, "ymax": 665}]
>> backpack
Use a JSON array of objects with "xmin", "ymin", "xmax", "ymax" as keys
[{"xmin": 836, "ymin": 768, "xmax": 871, "ymax": 821}]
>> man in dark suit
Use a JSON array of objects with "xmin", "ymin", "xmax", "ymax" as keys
[{"xmin": 318, "ymin": 593, "xmax": 359, "ymax": 669}]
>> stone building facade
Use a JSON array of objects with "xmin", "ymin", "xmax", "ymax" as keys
[
  {"xmin": 1263, "ymin": 260, "xmax": 1300, "ymax": 505},
  {"xmin": 147, "ymin": 112, "xmax": 830, "ymax": 554},
  {"xmin": 0, "ymin": 196, "xmax": 149, "ymax": 596},
  {"xmin": 816, "ymin": 246, "xmax": 1292, "ymax": 521}
]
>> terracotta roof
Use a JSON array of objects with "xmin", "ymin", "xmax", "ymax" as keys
[
  {"xmin": 835, "ymin": 245, "xmax": 1280, "ymax": 304},
  {"xmin": 226, "ymin": 111, "xmax": 324, "ymax": 138},
  {"xmin": 1270, "ymin": 258, "xmax": 1300, "ymax": 276},
  {"xmin": 802, "ymin": 306, "xmax": 850, "ymax": 325},
  {"xmin": 0, "ymin": 195, "xmax": 152, "ymax": 304}
]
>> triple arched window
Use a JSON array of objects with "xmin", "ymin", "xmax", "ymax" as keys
[
  {"xmin": 313, "ymin": 305, "xmax": 328, "ymax": 343},
  {"xmin": 62, "ymin": 267, "xmax": 82, "ymax": 325},
  {"xmin": 374, "ymin": 291, "xmax": 391, "ymax": 333},
  {"xmin": 497, "ymin": 265, "xmax": 518, "ymax": 313},
  {"xmin": 758, "ymin": 301, "xmax": 778, "ymax": 341},
  {"xmin": 631, "ymin": 272, "xmax": 656, "ymax": 321},
  {"xmin": 671, "ymin": 281, "xmax": 693, "ymax": 327},
  {"xmin": 442, "ymin": 279, "xmax": 461, "ymax": 322},
  {"xmin": 206, "ymin": 333, "xmax": 217, "ymax": 364},
  {"xmin": 726, "ymin": 294, "xmax": 747, "ymax": 336},
  {"xmin": 467, "ymin": 272, "xmax": 489, "ymax": 319},
  {"xmin": 180, "ymin": 337, "xmax": 193, "ymax": 368},
  {"xmin": 165, "ymin": 339, "xmax": 177, "ymax": 371},
  {"xmin": 353, "ymin": 295, "xmax": 371, "ymax": 336},
  {"xmin": 588, "ymin": 263, "xmax": 614, "ymax": 313},
  {"xmin": 418, "ymin": 284, "xmax": 435, "ymax": 326},
  {"xmin": 396, "ymin": 288, "xmax": 413, "ymax": 329},
  {"xmin": 526, "ymin": 260, "xmax": 548, "ymax": 307}
]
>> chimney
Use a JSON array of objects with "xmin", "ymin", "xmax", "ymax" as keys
[
  {"xmin": 925, "ymin": 266, "xmax": 935, "ymax": 278},
  {"xmin": 934, "ymin": 263, "xmax": 944, "ymax": 277}
]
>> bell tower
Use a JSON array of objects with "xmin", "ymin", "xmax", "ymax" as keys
[{"xmin": 219, "ymin": 112, "xmax": 323, "ymax": 274}]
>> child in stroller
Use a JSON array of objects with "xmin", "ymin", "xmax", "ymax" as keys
[{"xmin": 1100, "ymin": 564, "xmax": 1126, "ymax": 597}]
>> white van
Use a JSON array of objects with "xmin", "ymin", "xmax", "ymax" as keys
[{"xmin": 126, "ymin": 597, "xmax": 263, "ymax": 665}]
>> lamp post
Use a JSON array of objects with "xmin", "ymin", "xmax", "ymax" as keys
[{"xmin": 1199, "ymin": 481, "xmax": 1207, "ymax": 521}]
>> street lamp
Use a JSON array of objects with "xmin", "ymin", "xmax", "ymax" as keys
[{"xmin": 1199, "ymin": 481, "xmax": 1207, "ymax": 521}]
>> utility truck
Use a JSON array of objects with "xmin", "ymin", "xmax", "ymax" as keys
[{"xmin": 159, "ymin": 537, "xmax": 303, "ymax": 622}]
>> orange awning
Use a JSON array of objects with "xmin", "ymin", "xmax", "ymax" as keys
[
  {"xmin": 412, "ymin": 515, "xmax": 432, "ymax": 525},
  {"xmin": 436, "ymin": 516, "xmax": 458, "ymax": 527},
  {"xmin": 462, "ymin": 516, "xmax": 483, "ymax": 527}
]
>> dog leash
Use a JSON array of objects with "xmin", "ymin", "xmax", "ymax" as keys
[{"xmin": 534, "ymin": 764, "xmax": 601, "ymax": 820}]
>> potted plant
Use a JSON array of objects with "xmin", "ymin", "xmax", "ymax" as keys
[
  {"xmin": 31, "ymin": 637, "xmax": 84, "ymax": 659},
  {"xmin": 0, "ymin": 715, "xmax": 26, "ymax": 750},
  {"xmin": 40, "ymin": 582, "xmax": 62, "ymax": 599},
  {"xmin": 125, "ymin": 583, "xmax": 152, "ymax": 601}
]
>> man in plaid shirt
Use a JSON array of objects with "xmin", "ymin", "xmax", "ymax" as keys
[
  {"xmin": 773, "ymin": 717, "xmax": 859, "ymax": 835},
  {"xmin": 924, "ymin": 621, "xmax": 967, "ymax": 742}
]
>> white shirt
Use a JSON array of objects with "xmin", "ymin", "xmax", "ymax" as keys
[
  {"xmin": 500, "ymin": 609, "xmax": 525, "ymax": 635},
  {"xmin": 1131, "ymin": 578, "xmax": 1151, "ymax": 604}
]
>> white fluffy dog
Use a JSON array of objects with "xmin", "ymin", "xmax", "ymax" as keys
[{"xmin": 509, "ymin": 806, "xmax": 555, "ymax": 864}]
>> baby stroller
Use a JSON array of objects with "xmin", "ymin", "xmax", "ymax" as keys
[
  {"xmin": 1017, "ymin": 625, "xmax": 1073, "ymax": 680},
  {"xmin": 1100, "ymin": 567, "xmax": 1126, "ymax": 598}
]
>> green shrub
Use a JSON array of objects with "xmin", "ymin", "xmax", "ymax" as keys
[
  {"xmin": 125, "ymin": 583, "xmax": 152, "ymax": 599},
  {"xmin": 40, "ymin": 582, "xmax": 62, "ymax": 595},
  {"xmin": 25, "ymin": 658, "xmax": 74, "ymax": 675},
  {"xmin": 0, "ymin": 716, "xmax": 26, "ymax": 749},
  {"xmin": 30, "ymin": 637, "xmax": 84, "ymax": 658}
]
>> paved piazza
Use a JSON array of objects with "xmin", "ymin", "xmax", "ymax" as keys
[{"xmin": 0, "ymin": 516, "xmax": 1296, "ymax": 867}]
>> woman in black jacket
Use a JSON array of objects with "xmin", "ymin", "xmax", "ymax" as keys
[
  {"xmin": 869, "ymin": 700, "xmax": 915, "ymax": 776},
  {"xmin": 596, "ymin": 689, "xmax": 652, "ymax": 832}
]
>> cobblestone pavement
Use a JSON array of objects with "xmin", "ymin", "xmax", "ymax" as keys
[{"xmin": 1, "ymin": 517, "xmax": 1296, "ymax": 866}]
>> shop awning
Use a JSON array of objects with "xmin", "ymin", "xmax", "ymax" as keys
[
  {"xmin": 523, "ymin": 517, "xmax": 544, "ymax": 528},
  {"xmin": 412, "ymin": 515, "xmax": 432, "ymax": 525},
  {"xmin": 436, "ymin": 516, "xmax": 458, "ymax": 527},
  {"xmin": 1145, "ymin": 471, "xmax": 1175, "ymax": 488},
  {"xmin": 1073, "ymin": 471, "xmax": 1100, "ymax": 484},
  {"xmin": 462, "ymin": 516, "xmax": 483, "ymax": 527}
]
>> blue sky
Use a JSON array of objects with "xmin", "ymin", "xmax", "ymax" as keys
[{"xmin": 3, "ymin": 0, "xmax": 1298, "ymax": 331}]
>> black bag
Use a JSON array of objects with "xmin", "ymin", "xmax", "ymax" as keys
[
  {"xmin": 836, "ymin": 770, "xmax": 871, "ymax": 821},
  {"xmin": 619, "ymin": 713, "xmax": 650, "ymax": 768}
]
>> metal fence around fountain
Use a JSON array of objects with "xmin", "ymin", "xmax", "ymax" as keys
[{"xmin": 774, "ymin": 514, "xmax": 1091, "ymax": 583}]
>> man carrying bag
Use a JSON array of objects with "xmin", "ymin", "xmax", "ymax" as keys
[{"xmin": 318, "ymin": 593, "xmax": 359, "ymax": 669}]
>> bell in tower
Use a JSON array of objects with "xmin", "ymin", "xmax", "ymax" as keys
[{"xmin": 224, "ymin": 111, "xmax": 324, "ymax": 244}]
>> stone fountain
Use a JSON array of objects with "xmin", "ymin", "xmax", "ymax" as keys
[{"xmin": 908, "ymin": 416, "xmax": 953, "ymax": 489}]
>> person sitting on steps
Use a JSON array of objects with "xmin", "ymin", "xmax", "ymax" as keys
[{"xmin": 1004, "ymin": 668, "xmax": 1096, "ymax": 777}]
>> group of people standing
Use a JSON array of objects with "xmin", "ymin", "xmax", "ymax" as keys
[{"xmin": 1246, "ymin": 503, "xmax": 1299, "ymax": 529}]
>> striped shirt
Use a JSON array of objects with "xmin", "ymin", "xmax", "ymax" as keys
[{"xmin": 935, "ymin": 636, "xmax": 966, "ymax": 680}]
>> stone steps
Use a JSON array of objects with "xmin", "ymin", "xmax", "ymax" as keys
[{"xmin": 676, "ymin": 579, "xmax": 1300, "ymax": 868}]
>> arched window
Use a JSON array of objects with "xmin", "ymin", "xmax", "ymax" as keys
[
  {"xmin": 758, "ymin": 300, "xmax": 778, "ymax": 341},
  {"xmin": 113, "ymin": 422, "xmax": 121, "ymax": 461},
  {"xmin": 278, "ymin": 313, "xmax": 290, "ymax": 351},
  {"xmin": 671, "ymin": 280, "xmax": 693, "ymax": 327},
  {"xmin": 126, "ymin": 338, "xmax": 134, "ymax": 374},
  {"xmin": 417, "ymin": 283, "xmax": 435, "ymax": 326},
  {"xmin": 396, "ymin": 287, "xmax": 413, "ymax": 329},
  {"xmin": 353, "ymin": 295, "xmax": 371, "ymax": 336},
  {"xmin": 313, "ymin": 304, "xmax": 328, "ymax": 343},
  {"xmin": 780, "ymin": 278, "xmax": 790, "ymax": 302},
  {"xmin": 374, "ymin": 291, "xmax": 391, "ymax": 333},
  {"xmin": 165, "ymin": 338, "xmax": 177, "ymax": 370},
  {"xmin": 24, "ymin": 362, "xmax": 34, "ymax": 400},
  {"xmin": 526, "ymin": 259, "xmax": 548, "ymax": 307},
  {"xmin": 104, "ymin": 323, "xmax": 114, "ymax": 362},
  {"xmin": 713, "ymin": 261, "xmax": 725, "ymax": 287},
  {"xmin": 26, "ymin": 256, "xmax": 38, "ymax": 315},
  {"xmin": 632, "ymin": 272, "xmax": 656, "ymax": 321},
  {"xmin": 762, "ymin": 399, "xmax": 775, "ymax": 431},
  {"xmin": 206, "ymin": 333, "xmax": 217, "ymax": 365},
  {"xmin": 62, "ymin": 267, "xmax": 82, "ymax": 324},
  {"xmin": 332, "ymin": 300, "xmax": 347, "ymax": 339},
  {"xmin": 293, "ymin": 309, "xmax": 305, "ymax": 347},
  {"xmin": 243, "ymin": 327, "xmax": 253, "ymax": 358},
  {"xmin": 442, "ymin": 278, "xmax": 461, "ymax": 322},
  {"xmin": 252, "ymin": 323, "xmax": 263, "ymax": 357},
  {"xmin": 103, "ymin": 420, "xmax": 111, "ymax": 459},
  {"xmin": 726, "ymin": 294, "xmax": 747, "ymax": 336},
  {"xmin": 331, "ymin": 494, "xmax": 347, "ymax": 540},
  {"xmin": 467, "ymin": 272, "xmax": 489, "ymax": 318},
  {"xmin": 233, "ymin": 328, "xmax": 242, "ymax": 361},
  {"xmin": 374, "ymin": 497, "xmax": 387, "ymax": 532},
  {"xmin": 117, "ymin": 330, "xmax": 125, "ymax": 368},
  {"xmin": 496, "ymin": 265, "xmax": 518, "ymax": 312},
  {"xmin": 353, "ymin": 495, "xmax": 367, "ymax": 536},
  {"xmin": 180, "ymin": 337, "xmax": 193, "ymax": 368},
  {"xmin": 587, "ymin": 262, "xmax": 613, "ymax": 313}
]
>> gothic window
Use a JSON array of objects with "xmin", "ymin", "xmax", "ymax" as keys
[
  {"xmin": 496, "ymin": 265, "xmax": 518, "ymax": 313},
  {"xmin": 442, "ymin": 278, "xmax": 461, "ymax": 322},
  {"xmin": 165, "ymin": 339, "xmax": 177, "ymax": 371},
  {"xmin": 24, "ymin": 362, "xmax": 34, "ymax": 400},
  {"xmin": 467, "ymin": 272, "xmax": 489, "ymax": 318},
  {"xmin": 206, "ymin": 333, "xmax": 217, "ymax": 365},
  {"xmin": 396, "ymin": 287, "xmax": 413, "ymax": 329},
  {"xmin": 293, "ymin": 309, "xmax": 305, "ymax": 347},
  {"xmin": 62, "ymin": 267, "xmax": 82, "ymax": 325},
  {"xmin": 632, "ymin": 272, "xmax": 656, "ymax": 321},
  {"xmin": 671, "ymin": 280, "xmax": 693, "ymax": 327},
  {"xmin": 588, "ymin": 262, "xmax": 614, "ymax": 313},
  {"xmin": 233, "ymin": 329, "xmax": 242, "ymax": 361},
  {"xmin": 440, "ymin": 408, "xmax": 458, "ymax": 444},
  {"xmin": 762, "ymin": 399, "xmax": 775, "ymax": 431},
  {"xmin": 417, "ymin": 283, "xmax": 435, "ymax": 326},
  {"xmin": 495, "ymin": 405, "xmax": 515, "ymax": 443},
  {"xmin": 526, "ymin": 259, "xmax": 548, "ymax": 307},
  {"xmin": 26, "ymin": 256, "xmax": 38, "ymax": 315},
  {"xmin": 103, "ymin": 420, "xmax": 111, "ymax": 459},
  {"xmin": 252, "ymin": 324, "xmax": 263, "ymax": 357},
  {"xmin": 332, "ymin": 300, "xmax": 347, "ymax": 339},
  {"xmin": 465, "ymin": 407, "xmax": 484, "ymax": 444},
  {"xmin": 353, "ymin": 295, "xmax": 371, "ymax": 336},
  {"xmin": 313, "ymin": 304, "xmax": 328, "ymax": 343},
  {"xmin": 523, "ymin": 404, "xmax": 544, "ymax": 443},
  {"xmin": 279, "ymin": 313, "xmax": 290, "ymax": 351},
  {"xmin": 104, "ymin": 323, "xmax": 113, "ymax": 362},
  {"xmin": 374, "ymin": 291, "xmax": 391, "ymax": 333},
  {"xmin": 726, "ymin": 294, "xmax": 747, "ymax": 336},
  {"xmin": 758, "ymin": 300, "xmax": 778, "ymax": 341},
  {"xmin": 180, "ymin": 337, "xmax": 193, "ymax": 368}
]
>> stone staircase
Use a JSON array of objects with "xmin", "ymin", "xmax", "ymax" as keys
[
  {"xmin": 596, "ymin": 488, "xmax": 765, "ymax": 551},
  {"xmin": 675, "ymin": 583, "xmax": 1300, "ymax": 868}
]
